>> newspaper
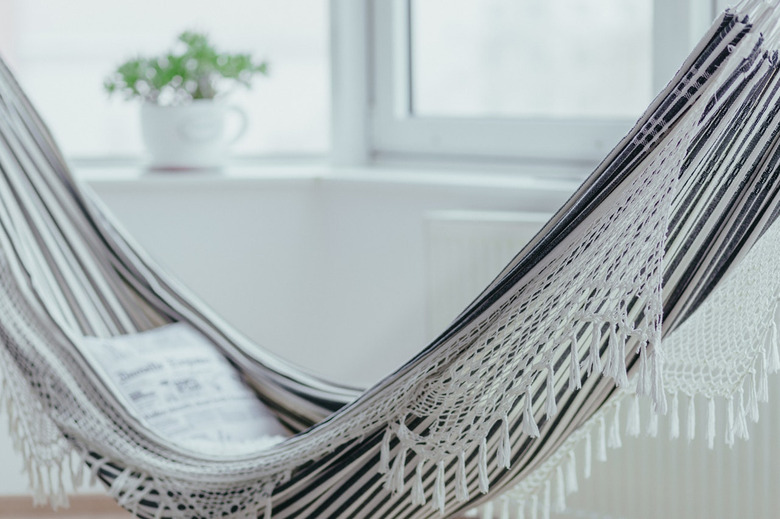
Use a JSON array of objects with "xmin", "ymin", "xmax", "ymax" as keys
[{"xmin": 81, "ymin": 323, "xmax": 287, "ymax": 452}]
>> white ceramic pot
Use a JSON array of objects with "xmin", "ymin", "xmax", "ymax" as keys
[{"xmin": 140, "ymin": 100, "xmax": 248, "ymax": 170}]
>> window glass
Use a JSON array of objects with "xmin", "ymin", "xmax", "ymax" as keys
[
  {"xmin": 0, "ymin": 0, "xmax": 329, "ymax": 158},
  {"xmin": 410, "ymin": 0, "xmax": 653, "ymax": 120}
]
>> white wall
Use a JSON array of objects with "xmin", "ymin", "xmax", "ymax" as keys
[{"xmin": 0, "ymin": 166, "xmax": 575, "ymax": 496}]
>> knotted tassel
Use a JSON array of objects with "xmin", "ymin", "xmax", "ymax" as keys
[
  {"xmin": 388, "ymin": 447, "xmax": 407, "ymax": 493},
  {"xmin": 455, "ymin": 452, "xmax": 470, "ymax": 502},
  {"xmin": 565, "ymin": 451, "xmax": 578, "ymax": 493},
  {"xmin": 530, "ymin": 495, "xmax": 539, "ymax": 519},
  {"xmin": 569, "ymin": 335, "xmax": 582, "ymax": 391},
  {"xmin": 768, "ymin": 320, "xmax": 780, "ymax": 373},
  {"xmin": 497, "ymin": 414, "xmax": 512, "ymax": 469},
  {"xmin": 517, "ymin": 500, "xmax": 526, "ymax": 519},
  {"xmin": 432, "ymin": 460, "xmax": 446, "ymax": 515},
  {"xmin": 522, "ymin": 390, "xmax": 540, "ymax": 437},
  {"xmin": 706, "ymin": 397, "xmax": 716, "ymax": 449},
  {"xmin": 687, "ymin": 394, "xmax": 696, "ymax": 441},
  {"xmin": 608, "ymin": 401, "xmax": 622, "ymax": 449},
  {"xmin": 500, "ymin": 498, "xmax": 511, "ymax": 519},
  {"xmin": 735, "ymin": 389, "xmax": 749, "ymax": 440},
  {"xmin": 478, "ymin": 437, "xmax": 490, "ymax": 494},
  {"xmin": 379, "ymin": 428, "xmax": 391, "ymax": 474},
  {"xmin": 669, "ymin": 392, "xmax": 680, "ymax": 439},
  {"xmin": 651, "ymin": 350, "xmax": 668, "ymax": 415},
  {"xmin": 759, "ymin": 352, "xmax": 770, "ymax": 402},
  {"xmin": 597, "ymin": 416, "xmax": 607, "ymax": 462},
  {"xmin": 647, "ymin": 408, "xmax": 659, "ymax": 437},
  {"xmin": 725, "ymin": 396, "xmax": 735, "ymax": 446},
  {"xmin": 584, "ymin": 431, "xmax": 592, "ymax": 479},
  {"xmin": 412, "ymin": 460, "xmax": 426, "ymax": 506},
  {"xmin": 605, "ymin": 325, "xmax": 628, "ymax": 387},
  {"xmin": 585, "ymin": 324, "xmax": 602, "ymax": 375},
  {"xmin": 480, "ymin": 501, "xmax": 495, "ymax": 519},
  {"xmin": 546, "ymin": 365, "xmax": 558, "ymax": 418},
  {"xmin": 542, "ymin": 480, "xmax": 551, "ymax": 519},
  {"xmin": 70, "ymin": 453, "xmax": 86, "ymax": 490},
  {"xmin": 636, "ymin": 341, "xmax": 649, "ymax": 395},
  {"xmin": 554, "ymin": 465, "xmax": 566, "ymax": 513},
  {"xmin": 626, "ymin": 393, "xmax": 641, "ymax": 437},
  {"xmin": 748, "ymin": 372, "xmax": 760, "ymax": 423},
  {"xmin": 264, "ymin": 499, "xmax": 273, "ymax": 519}
]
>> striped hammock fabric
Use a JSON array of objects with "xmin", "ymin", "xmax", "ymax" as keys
[{"xmin": 2, "ymin": 1, "xmax": 780, "ymax": 518}]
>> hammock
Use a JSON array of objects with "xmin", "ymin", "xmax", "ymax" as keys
[{"xmin": 2, "ymin": 1, "xmax": 780, "ymax": 517}]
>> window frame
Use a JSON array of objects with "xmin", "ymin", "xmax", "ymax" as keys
[{"xmin": 364, "ymin": 0, "xmax": 718, "ymax": 164}]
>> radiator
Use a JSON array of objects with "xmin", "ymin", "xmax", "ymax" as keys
[{"xmin": 424, "ymin": 210, "xmax": 780, "ymax": 519}]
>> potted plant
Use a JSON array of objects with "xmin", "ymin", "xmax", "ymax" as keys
[{"xmin": 104, "ymin": 31, "xmax": 268, "ymax": 169}]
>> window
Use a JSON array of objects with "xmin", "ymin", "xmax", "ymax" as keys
[
  {"xmin": 0, "ymin": 0, "xmax": 329, "ymax": 160},
  {"xmin": 0, "ymin": 1, "xmax": 718, "ymax": 167},
  {"xmin": 370, "ymin": 0, "xmax": 716, "ymax": 163}
]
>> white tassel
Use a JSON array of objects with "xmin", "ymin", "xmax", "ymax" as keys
[
  {"xmin": 500, "ymin": 498, "xmax": 511, "ymax": 519},
  {"xmin": 569, "ymin": 335, "xmax": 582, "ymax": 391},
  {"xmin": 687, "ymin": 394, "xmax": 696, "ymax": 441},
  {"xmin": 518, "ymin": 500, "xmax": 526, "ymax": 519},
  {"xmin": 480, "ymin": 501, "xmax": 494, "ymax": 519},
  {"xmin": 546, "ymin": 365, "xmax": 558, "ymax": 418},
  {"xmin": 651, "ymin": 350, "xmax": 668, "ymax": 415},
  {"xmin": 388, "ymin": 447, "xmax": 407, "ymax": 493},
  {"xmin": 554, "ymin": 465, "xmax": 566, "ymax": 513},
  {"xmin": 636, "ymin": 341, "xmax": 649, "ymax": 395},
  {"xmin": 70, "ymin": 452, "xmax": 86, "ymax": 489},
  {"xmin": 606, "ymin": 325, "xmax": 628, "ymax": 386},
  {"xmin": 456, "ymin": 452, "xmax": 470, "ymax": 502},
  {"xmin": 497, "ymin": 414, "xmax": 512, "ymax": 469},
  {"xmin": 669, "ymin": 392, "xmax": 680, "ymax": 439},
  {"xmin": 432, "ymin": 460, "xmax": 446, "ymax": 515},
  {"xmin": 647, "ymin": 408, "xmax": 659, "ymax": 437},
  {"xmin": 626, "ymin": 393, "xmax": 641, "ymax": 437},
  {"xmin": 379, "ymin": 428, "xmax": 391, "ymax": 474},
  {"xmin": 542, "ymin": 480, "xmax": 551, "ymax": 519},
  {"xmin": 759, "ymin": 352, "xmax": 770, "ymax": 402},
  {"xmin": 768, "ymin": 320, "xmax": 780, "ymax": 373},
  {"xmin": 586, "ymin": 324, "xmax": 603, "ymax": 375},
  {"xmin": 707, "ymin": 397, "xmax": 716, "ymax": 449},
  {"xmin": 584, "ymin": 432, "xmax": 592, "ymax": 478},
  {"xmin": 530, "ymin": 494, "xmax": 539, "ymax": 519},
  {"xmin": 522, "ymin": 390, "xmax": 540, "ymax": 438},
  {"xmin": 607, "ymin": 401, "xmax": 622, "ymax": 449},
  {"xmin": 412, "ymin": 461, "xmax": 426, "ymax": 506},
  {"xmin": 264, "ymin": 499, "xmax": 273, "ymax": 519},
  {"xmin": 725, "ymin": 396, "xmax": 735, "ymax": 447},
  {"xmin": 566, "ymin": 451, "xmax": 578, "ymax": 494},
  {"xmin": 478, "ymin": 437, "xmax": 490, "ymax": 494},
  {"xmin": 597, "ymin": 416, "xmax": 607, "ymax": 462},
  {"xmin": 748, "ymin": 372, "xmax": 760, "ymax": 423},
  {"xmin": 735, "ymin": 389, "xmax": 749, "ymax": 440}
]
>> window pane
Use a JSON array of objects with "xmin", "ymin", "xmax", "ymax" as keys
[
  {"xmin": 411, "ymin": 0, "xmax": 653, "ymax": 119},
  {"xmin": 0, "ymin": 0, "xmax": 329, "ymax": 158}
]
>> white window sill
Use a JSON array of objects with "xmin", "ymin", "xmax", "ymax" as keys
[{"xmin": 74, "ymin": 159, "xmax": 587, "ymax": 195}]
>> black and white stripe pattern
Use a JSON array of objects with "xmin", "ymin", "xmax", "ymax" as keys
[{"xmin": 2, "ymin": 4, "xmax": 780, "ymax": 519}]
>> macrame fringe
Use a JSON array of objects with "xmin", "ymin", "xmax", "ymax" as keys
[
  {"xmin": 432, "ymin": 460, "xmax": 446, "ymax": 515},
  {"xmin": 669, "ymin": 392, "xmax": 680, "ymax": 439},
  {"xmin": 478, "ymin": 437, "xmax": 490, "ymax": 494},
  {"xmin": 411, "ymin": 460, "xmax": 426, "ymax": 506},
  {"xmin": 686, "ymin": 395, "xmax": 696, "ymax": 441},
  {"xmin": 456, "ymin": 451, "xmax": 470, "ymax": 502},
  {"xmin": 497, "ymin": 414, "xmax": 512, "ymax": 470},
  {"xmin": 0, "ymin": 353, "xmax": 80, "ymax": 511},
  {"xmin": 626, "ymin": 393, "xmax": 641, "ymax": 437}
]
